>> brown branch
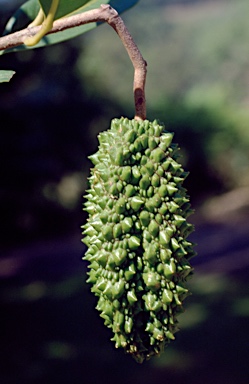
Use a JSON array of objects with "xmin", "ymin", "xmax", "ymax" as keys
[{"xmin": 0, "ymin": 4, "xmax": 147, "ymax": 120}]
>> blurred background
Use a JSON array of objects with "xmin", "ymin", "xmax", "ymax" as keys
[{"xmin": 0, "ymin": 0, "xmax": 249, "ymax": 383}]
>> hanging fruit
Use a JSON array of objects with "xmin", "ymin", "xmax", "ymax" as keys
[{"xmin": 82, "ymin": 117, "xmax": 195, "ymax": 363}]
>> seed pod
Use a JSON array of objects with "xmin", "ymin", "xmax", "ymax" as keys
[{"xmin": 82, "ymin": 118, "xmax": 195, "ymax": 363}]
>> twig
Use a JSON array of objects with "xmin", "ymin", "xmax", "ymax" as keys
[{"xmin": 0, "ymin": 4, "xmax": 147, "ymax": 120}]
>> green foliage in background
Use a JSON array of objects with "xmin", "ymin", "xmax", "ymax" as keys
[
  {"xmin": 150, "ymin": 96, "xmax": 249, "ymax": 199},
  {"xmin": 81, "ymin": 0, "xmax": 249, "ymax": 105}
]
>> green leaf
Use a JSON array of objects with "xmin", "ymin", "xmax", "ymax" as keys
[
  {"xmin": 2, "ymin": 0, "xmax": 139, "ymax": 54},
  {"xmin": 0, "ymin": 70, "xmax": 16, "ymax": 83},
  {"xmin": 39, "ymin": 0, "xmax": 92, "ymax": 19}
]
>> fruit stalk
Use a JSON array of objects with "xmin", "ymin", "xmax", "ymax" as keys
[
  {"xmin": 0, "ymin": 5, "xmax": 147, "ymax": 119},
  {"xmin": 105, "ymin": 5, "xmax": 147, "ymax": 120}
]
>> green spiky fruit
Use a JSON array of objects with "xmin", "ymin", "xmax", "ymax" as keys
[{"xmin": 82, "ymin": 118, "xmax": 195, "ymax": 363}]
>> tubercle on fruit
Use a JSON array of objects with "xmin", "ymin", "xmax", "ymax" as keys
[{"xmin": 82, "ymin": 117, "xmax": 196, "ymax": 363}]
